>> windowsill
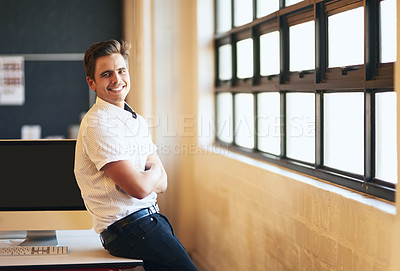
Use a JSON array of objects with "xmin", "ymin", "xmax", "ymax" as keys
[{"xmin": 209, "ymin": 145, "xmax": 397, "ymax": 215}]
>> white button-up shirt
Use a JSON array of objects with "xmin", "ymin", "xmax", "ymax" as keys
[{"xmin": 74, "ymin": 97, "xmax": 157, "ymax": 233}]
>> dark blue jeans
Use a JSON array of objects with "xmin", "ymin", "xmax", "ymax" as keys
[{"xmin": 102, "ymin": 213, "xmax": 198, "ymax": 271}]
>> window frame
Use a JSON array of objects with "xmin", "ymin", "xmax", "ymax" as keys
[{"xmin": 214, "ymin": 0, "xmax": 396, "ymax": 202}]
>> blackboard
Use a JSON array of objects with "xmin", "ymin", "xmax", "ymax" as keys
[{"xmin": 0, "ymin": 0, "xmax": 122, "ymax": 139}]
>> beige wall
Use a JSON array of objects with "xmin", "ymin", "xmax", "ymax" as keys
[
  {"xmin": 123, "ymin": 0, "xmax": 400, "ymax": 270},
  {"xmin": 123, "ymin": 0, "xmax": 198, "ymax": 248},
  {"xmin": 194, "ymin": 152, "xmax": 397, "ymax": 271}
]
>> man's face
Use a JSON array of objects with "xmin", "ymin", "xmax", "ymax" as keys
[{"xmin": 87, "ymin": 53, "xmax": 130, "ymax": 108}]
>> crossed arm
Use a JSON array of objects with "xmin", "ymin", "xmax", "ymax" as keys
[{"xmin": 101, "ymin": 153, "xmax": 167, "ymax": 199}]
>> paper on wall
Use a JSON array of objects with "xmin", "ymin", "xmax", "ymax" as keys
[{"xmin": 0, "ymin": 56, "xmax": 25, "ymax": 105}]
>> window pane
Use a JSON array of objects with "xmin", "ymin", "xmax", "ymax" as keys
[
  {"xmin": 237, "ymin": 38, "xmax": 254, "ymax": 79},
  {"xmin": 258, "ymin": 92, "xmax": 280, "ymax": 155},
  {"xmin": 289, "ymin": 21, "xmax": 315, "ymax": 72},
  {"xmin": 218, "ymin": 44, "xmax": 232, "ymax": 80},
  {"xmin": 235, "ymin": 93, "xmax": 254, "ymax": 148},
  {"xmin": 324, "ymin": 93, "xmax": 364, "ymax": 174},
  {"xmin": 216, "ymin": 0, "xmax": 232, "ymax": 33},
  {"xmin": 286, "ymin": 93, "xmax": 315, "ymax": 163},
  {"xmin": 328, "ymin": 7, "xmax": 364, "ymax": 68},
  {"xmin": 260, "ymin": 31, "xmax": 280, "ymax": 76},
  {"xmin": 216, "ymin": 93, "xmax": 233, "ymax": 143},
  {"xmin": 380, "ymin": 0, "xmax": 397, "ymax": 63},
  {"xmin": 376, "ymin": 92, "xmax": 397, "ymax": 183},
  {"xmin": 286, "ymin": 0, "xmax": 303, "ymax": 6},
  {"xmin": 257, "ymin": 0, "xmax": 279, "ymax": 18},
  {"xmin": 234, "ymin": 0, "xmax": 253, "ymax": 27}
]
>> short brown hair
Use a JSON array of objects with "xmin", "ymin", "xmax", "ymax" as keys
[{"xmin": 83, "ymin": 39, "xmax": 131, "ymax": 80}]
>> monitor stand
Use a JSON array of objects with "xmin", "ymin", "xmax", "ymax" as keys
[
  {"xmin": 19, "ymin": 230, "xmax": 59, "ymax": 246},
  {"xmin": 0, "ymin": 231, "xmax": 27, "ymax": 239}
]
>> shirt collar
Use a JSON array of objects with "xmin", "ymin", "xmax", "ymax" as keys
[
  {"xmin": 95, "ymin": 97, "xmax": 137, "ymax": 119},
  {"xmin": 124, "ymin": 103, "xmax": 137, "ymax": 119}
]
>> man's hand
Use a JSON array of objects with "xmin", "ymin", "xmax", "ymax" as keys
[
  {"xmin": 146, "ymin": 154, "xmax": 167, "ymax": 194},
  {"xmin": 102, "ymin": 153, "xmax": 167, "ymax": 199}
]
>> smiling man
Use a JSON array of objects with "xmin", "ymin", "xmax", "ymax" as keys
[
  {"xmin": 86, "ymin": 52, "xmax": 130, "ymax": 108},
  {"xmin": 74, "ymin": 40, "xmax": 197, "ymax": 271}
]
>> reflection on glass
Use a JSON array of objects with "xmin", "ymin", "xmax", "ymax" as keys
[
  {"xmin": 235, "ymin": 93, "xmax": 254, "ymax": 148},
  {"xmin": 380, "ymin": 0, "xmax": 397, "ymax": 63},
  {"xmin": 376, "ymin": 92, "xmax": 397, "ymax": 183},
  {"xmin": 237, "ymin": 38, "xmax": 254, "ymax": 79},
  {"xmin": 234, "ymin": 0, "xmax": 253, "ymax": 27},
  {"xmin": 286, "ymin": 0, "xmax": 303, "ymax": 6},
  {"xmin": 328, "ymin": 7, "xmax": 364, "ymax": 67},
  {"xmin": 286, "ymin": 93, "xmax": 315, "ymax": 163},
  {"xmin": 217, "ymin": 93, "xmax": 233, "ymax": 143},
  {"xmin": 260, "ymin": 31, "xmax": 280, "ymax": 76},
  {"xmin": 216, "ymin": 0, "xmax": 232, "ymax": 33},
  {"xmin": 289, "ymin": 21, "xmax": 315, "ymax": 72},
  {"xmin": 258, "ymin": 92, "xmax": 280, "ymax": 155},
  {"xmin": 257, "ymin": 0, "xmax": 279, "ymax": 18},
  {"xmin": 324, "ymin": 93, "xmax": 364, "ymax": 174},
  {"xmin": 218, "ymin": 44, "xmax": 232, "ymax": 81}
]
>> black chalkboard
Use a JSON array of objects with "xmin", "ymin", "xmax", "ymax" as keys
[
  {"xmin": 0, "ymin": 0, "xmax": 122, "ymax": 54},
  {"xmin": 0, "ymin": 0, "xmax": 122, "ymax": 138}
]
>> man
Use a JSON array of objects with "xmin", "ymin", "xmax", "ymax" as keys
[{"xmin": 74, "ymin": 40, "xmax": 197, "ymax": 271}]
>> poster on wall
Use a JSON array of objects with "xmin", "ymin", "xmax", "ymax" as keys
[{"xmin": 0, "ymin": 56, "xmax": 25, "ymax": 105}]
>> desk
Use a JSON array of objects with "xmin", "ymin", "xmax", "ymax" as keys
[{"xmin": 0, "ymin": 229, "xmax": 142, "ymax": 270}]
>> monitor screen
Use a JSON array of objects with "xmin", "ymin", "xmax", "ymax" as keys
[
  {"xmin": 0, "ymin": 140, "xmax": 92, "ymax": 246},
  {"xmin": 0, "ymin": 140, "xmax": 85, "ymax": 211}
]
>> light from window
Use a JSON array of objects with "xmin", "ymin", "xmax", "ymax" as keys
[
  {"xmin": 235, "ymin": 93, "xmax": 255, "ymax": 148},
  {"xmin": 257, "ymin": 0, "xmax": 279, "ymax": 18},
  {"xmin": 234, "ymin": 0, "xmax": 253, "ymax": 27},
  {"xmin": 216, "ymin": 0, "xmax": 232, "ymax": 33},
  {"xmin": 260, "ymin": 31, "xmax": 280, "ymax": 76},
  {"xmin": 237, "ymin": 38, "xmax": 254, "ymax": 79},
  {"xmin": 286, "ymin": 0, "xmax": 303, "ymax": 6},
  {"xmin": 289, "ymin": 21, "xmax": 315, "ymax": 72},
  {"xmin": 380, "ymin": 0, "xmax": 397, "ymax": 63},
  {"xmin": 286, "ymin": 93, "xmax": 315, "ymax": 163},
  {"xmin": 376, "ymin": 92, "xmax": 398, "ymax": 183},
  {"xmin": 258, "ymin": 92, "xmax": 281, "ymax": 155},
  {"xmin": 216, "ymin": 93, "xmax": 233, "ymax": 143},
  {"xmin": 324, "ymin": 93, "xmax": 364, "ymax": 175},
  {"xmin": 328, "ymin": 7, "xmax": 364, "ymax": 68},
  {"xmin": 218, "ymin": 44, "xmax": 232, "ymax": 81}
]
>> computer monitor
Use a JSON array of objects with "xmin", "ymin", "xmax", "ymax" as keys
[{"xmin": 0, "ymin": 139, "xmax": 92, "ymax": 246}]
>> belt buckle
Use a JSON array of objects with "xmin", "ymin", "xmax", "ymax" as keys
[{"xmin": 150, "ymin": 204, "xmax": 159, "ymax": 214}]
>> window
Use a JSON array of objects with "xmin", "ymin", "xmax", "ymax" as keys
[
  {"xmin": 286, "ymin": 93, "xmax": 315, "ymax": 163},
  {"xmin": 214, "ymin": 0, "xmax": 397, "ymax": 201},
  {"xmin": 328, "ymin": 7, "xmax": 364, "ymax": 67},
  {"xmin": 233, "ymin": 0, "xmax": 253, "ymax": 27},
  {"xmin": 289, "ymin": 21, "xmax": 315, "ymax": 72},
  {"xmin": 324, "ymin": 93, "xmax": 364, "ymax": 174},
  {"xmin": 256, "ymin": 0, "xmax": 279, "ymax": 18},
  {"xmin": 257, "ymin": 92, "xmax": 280, "ymax": 155},
  {"xmin": 380, "ymin": 0, "xmax": 397, "ymax": 63},
  {"xmin": 234, "ymin": 93, "xmax": 254, "ymax": 148},
  {"xmin": 216, "ymin": 92, "xmax": 233, "ymax": 143},
  {"xmin": 236, "ymin": 38, "xmax": 253, "ymax": 79},
  {"xmin": 260, "ymin": 31, "xmax": 280, "ymax": 76}
]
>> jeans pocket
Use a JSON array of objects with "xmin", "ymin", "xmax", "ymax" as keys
[{"xmin": 136, "ymin": 215, "xmax": 159, "ymax": 237}]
